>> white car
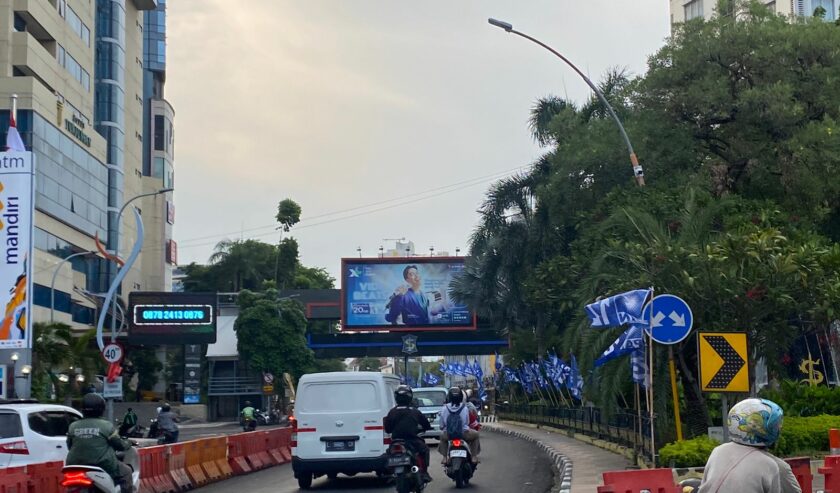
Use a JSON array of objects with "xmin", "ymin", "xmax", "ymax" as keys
[
  {"xmin": 411, "ymin": 387, "xmax": 448, "ymax": 441},
  {"xmin": 0, "ymin": 401, "xmax": 82, "ymax": 467}
]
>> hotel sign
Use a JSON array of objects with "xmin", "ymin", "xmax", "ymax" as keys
[
  {"xmin": 0, "ymin": 152, "xmax": 34, "ymax": 349},
  {"xmin": 65, "ymin": 115, "xmax": 91, "ymax": 147}
]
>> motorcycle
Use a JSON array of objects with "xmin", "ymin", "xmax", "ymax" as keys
[
  {"xmin": 386, "ymin": 439, "xmax": 426, "ymax": 493},
  {"xmin": 146, "ymin": 418, "xmax": 160, "ymax": 440},
  {"xmin": 158, "ymin": 429, "xmax": 178, "ymax": 445},
  {"xmin": 254, "ymin": 409, "xmax": 270, "ymax": 426},
  {"xmin": 61, "ymin": 445, "xmax": 140, "ymax": 493},
  {"xmin": 242, "ymin": 416, "xmax": 257, "ymax": 432},
  {"xmin": 116, "ymin": 420, "xmax": 145, "ymax": 439},
  {"xmin": 444, "ymin": 438, "xmax": 474, "ymax": 489}
]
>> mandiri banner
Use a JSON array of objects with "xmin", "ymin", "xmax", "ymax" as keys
[{"xmin": 0, "ymin": 152, "xmax": 34, "ymax": 349}]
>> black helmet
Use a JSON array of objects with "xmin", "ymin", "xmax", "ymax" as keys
[
  {"xmin": 448, "ymin": 387, "xmax": 463, "ymax": 405},
  {"xmin": 81, "ymin": 393, "xmax": 106, "ymax": 418},
  {"xmin": 161, "ymin": 403, "xmax": 171, "ymax": 412},
  {"xmin": 394, "ymin": 385, "xmax": 413, "ymax": 406}
]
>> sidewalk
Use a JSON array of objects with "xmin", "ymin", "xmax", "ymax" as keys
[{"xmin": 485, "ymin": 421, "xmax": 630, "ymax": 492}]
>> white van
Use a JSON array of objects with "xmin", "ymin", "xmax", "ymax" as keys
[{"xmin": 291, "ymin": 371, "xmax": 400, "ymax": 489}]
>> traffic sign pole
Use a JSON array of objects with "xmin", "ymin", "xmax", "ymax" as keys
[{"xmin": 668, "ymin": 347, "xmax": 684, "ymax": 441}]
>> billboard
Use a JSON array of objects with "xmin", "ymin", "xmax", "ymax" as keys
[
  {"xmin": 0, "ymin": 152, "xmax": 34, "ymax": 350},
  {"xmin": 128, "ymin": 292, "xmax": 217, "ymax": 344},
  {"xmin": 341, "ymin": 257, "xmax": 475, "ymax": 331}
]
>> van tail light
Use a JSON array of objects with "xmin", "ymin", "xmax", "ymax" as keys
[
  {"xmin": 61, "ymin": 471, "xmax": 93, "ymax": 487},
  {"xmin": 452, "ymin": 439, "xmax": 462, "ymax": 448},
  {"xmin": 0, "ymin": 440, "xmax": 29, "ymax": 455},
  {"xmin": 290, "ymin": 416, "xmax": 298, "ymax": 447}
]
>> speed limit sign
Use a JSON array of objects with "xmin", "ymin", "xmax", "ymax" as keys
[{"xmin": 102, "ymin": 343, "xmax": 124, "ymax": 364}]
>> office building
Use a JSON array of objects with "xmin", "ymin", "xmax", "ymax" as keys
[{"xmin": 0, "ymin": 0, "xmax": 172, "ymax": 334}]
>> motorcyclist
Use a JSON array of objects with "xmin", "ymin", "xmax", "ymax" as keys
[
  {"xmin": 156, "ymin": 403, "xmax": 179, "ymax": 443},
  {"xmin": 698, "ymin": 398, "xmax": 800, "ymax": 493},
  {"xmin": 241, "ymin": 400, "xmax": 256, "ymax": 428},
  {"xmin": 438, "ymin": 386, "xmax": 480, "ymax": 465},
  {"xmin": 66, "ymin": 393, "xmax": 133, "ymax": 492},
  {"xmin": 119, "ymin": 407, "xmax": 138, "ymax": 437},
  {"xmin": 384, "ymin": 385, "xmax": 433, "ymax": 483}
]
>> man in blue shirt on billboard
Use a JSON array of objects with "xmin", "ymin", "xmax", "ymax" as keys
[{"xmin": 386, "ymin": 265, "xmax": 431, "ymax": 325}]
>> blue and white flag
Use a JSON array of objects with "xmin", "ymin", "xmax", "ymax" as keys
[
  {"xmin": 495, "ymin": 352, "xmax": 503, "ymax": 373},
  {"xmin": 473, "ymin": 359, "xmax": 483, "ymax": 380},
  {"xmin": 569, "ymin": 354, "xmax": 584, "ymax": 400},
  {"xmin": 423, "ymin": 372, "xmax": 441, "ymax": 386},
  {"xmin": 502, "ymin": 366, "xmax": 520, "ymax": 384},
  {"xmin": 631, "ymin": 349, "xmax": 648, "ymax": 388},
  {"xmin": 594, "ymin": 324, "xmax": 645, "ymax": 367},
  {"xmin": 585, "ymin": 289, "xmax": 651, "ymax": 328}
]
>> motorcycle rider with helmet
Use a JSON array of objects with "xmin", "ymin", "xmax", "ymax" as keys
[
  {"xmin": 438, "ymin": 386, "xmax": 480, "ymax": 464},
  {"xmin": 698, "ymin": 398, "xmax": 800, "ymax": 493},
  {"xmin": 156, "ymin": 403, "xmax": 180, "ymax": 443},
  {"xmin": 65, "ymin": 393, "xmax": 134, "ymax": 492},
  {"xmin": 384, "ymin": 385, "xmax": 433, "ymax": 483}
]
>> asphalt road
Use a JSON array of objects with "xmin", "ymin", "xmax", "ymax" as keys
[{"xmin": 196, "ymin": 431, "xmax": 554, "ymax": 493}]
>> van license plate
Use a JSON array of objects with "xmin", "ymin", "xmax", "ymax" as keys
[
  {"xmin": 326, "ymin": 440, "xmax": 355, "ymax": 452},
  {"xmin": 449, "ymin": 450, "xmax": 468, "ymax": 458}
]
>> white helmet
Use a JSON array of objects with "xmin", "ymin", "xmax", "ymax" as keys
[{"xmin": 727, "ymin": 398, "xmax": 783, "ymax": 447}]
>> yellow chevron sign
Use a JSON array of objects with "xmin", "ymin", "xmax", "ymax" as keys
[{"xmin": 699, "ymin": 332, "xmax": 749, "ymax": 393}]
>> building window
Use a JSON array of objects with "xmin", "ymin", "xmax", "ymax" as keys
[
  {"xmin": 684, "ymin": 0, "xmax": 705, "ymax": 19},
  {"xmin": 812, "ymin": 0, "xmax": 837, "ymax": 19},
  {"xmin": 154, "ymin": 115, "xmax": 164, "ymax": 150}
]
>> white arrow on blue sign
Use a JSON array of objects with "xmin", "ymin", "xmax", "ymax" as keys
[{"xmin": 642, "ymin": 294, "xmax": 693, "ymax": 344}]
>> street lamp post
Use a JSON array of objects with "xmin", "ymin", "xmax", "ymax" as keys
[
  {"xmin": 10, "ymin": 352, "xmax": 18, "ymax": 398},
  {"xmin": 108, "ymin": 188, "xmax": 173, "ymax": 341},
  {"xmin": 488, "ymin": 18, "xmax": 645, "ymax": 187},
  {"xmin": 50, "ymin": 251, "xmax": 97, "ymax": 323}
]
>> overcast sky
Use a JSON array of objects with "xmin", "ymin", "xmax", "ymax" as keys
[{"xmin": 167, "ymin": 1, "xmax": 671, "ymax": 281}]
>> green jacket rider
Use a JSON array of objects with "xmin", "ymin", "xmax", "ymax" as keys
[{"xmin": 66, "ymin": 393, "xmax": 132, "ymax": 482}]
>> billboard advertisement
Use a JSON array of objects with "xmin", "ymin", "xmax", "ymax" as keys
[
  {"xmin": 128, "ymin": 292, "xmax": 217, "ymax": 344},
  {"xmin": 341, "ymin": 257, "xmax": 475, "ymax": 331},
  {"xmin": 0, "ymin": 152, "xmax": 34, "ymax": 350}
]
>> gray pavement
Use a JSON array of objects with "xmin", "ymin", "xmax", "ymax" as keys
[
  {"xmin": 196, "ymin": 429, "xmax": 554, "ymax": 492},
  {"xmin": 486, "ymin": 421, "xmax": 631, "ymax": 492}
]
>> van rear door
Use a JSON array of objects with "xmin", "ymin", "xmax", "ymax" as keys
[{"xmin": 295, "ymin": 380, "xmax": 386, "ymax": 460}]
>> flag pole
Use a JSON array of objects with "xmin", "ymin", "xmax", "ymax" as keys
[
  {"xmin": 648, "ymin": 286, "xmax": 656, "ymax": 465},
  {"xmin": 10, "ymin": 93, "xmax": 17, "ymax": 121},
  {"xmin": 635, "ymin": 383, "xmax": 643, "ymax": 462}
]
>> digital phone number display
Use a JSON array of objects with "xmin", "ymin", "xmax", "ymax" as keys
[{"xmin": 133, "ymin": 305, "xmax": 213, "ymax": 325}]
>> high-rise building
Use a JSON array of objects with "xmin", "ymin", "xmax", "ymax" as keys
[
  {"xmin": 670, "ymin": 0, "xmax": 836, "ymax": 24},
  {"xmin": 0, "ymin": 0, "xmax": 170, "ymax": 335}
]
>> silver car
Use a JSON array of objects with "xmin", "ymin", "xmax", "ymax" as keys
[{"xmin": 412, "ymin": 387, "xmax": 448, "ymax": 441}]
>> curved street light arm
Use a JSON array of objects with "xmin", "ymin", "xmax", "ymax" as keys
[{"xmin": 488, "ymin": 19, "xmax": 645, "ymax": 186}]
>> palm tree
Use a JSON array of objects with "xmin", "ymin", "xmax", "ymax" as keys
[{"xmin": 32, "ymin": 323, "xmax": 101, "ymax": 401}]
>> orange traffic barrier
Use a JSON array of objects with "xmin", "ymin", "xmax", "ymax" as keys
[
  {"xmin": 166, "ymin": 442, "xmax": 194, "ymax": 491},
  {"xmin": 820, "ymin": 455, "xmax": 840, "ymax": 493},
  {"xmin": 138, "ymin": 445, "xmax": 177, "ymax": 493},
  {"xmin": 183, "ymin": 439, "xmax": 209, "ymax": 487},
  {"xmin": 0, "ymin": 466, "xmax": 29, "ymax": 493},
  {"xmin": 227, "ymin": 433, "xmax": 253, "ymax": 475},
  {"xmin": 26, "ymin": 460, "xmax": 63, "ymax": 493},
  {"xmin": 785, "ymin": 457, "xmax": 813, "ymax": 493},
  {"xmin": 265, "ymin": 428, "xmax": 289, "ymax": 464},
  {"xmin": 831, "ymin": 428, "xmax": 840, "ymax": 455},
  {"xmin": 597, "ymin": 469, "xmax": 680, "ymax": 493},
  {"xmin": 199, "ymin": 437, "xmax": 225, "ymax": 482},
  {"xmin": 212, "ymin": 434, "xmax": 234, "ymax": 478},
  {"xmin": 253, "ymin": 431, "xmax": 274, "ymax": 468}
]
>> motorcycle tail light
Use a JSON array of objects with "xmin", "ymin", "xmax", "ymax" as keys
[
  {"xmin": 390, "ymin": 443, "xmax": 406, "ymax": 455},
  {"xmin": 452, "ymin": 439, "xmax": 462, "ymax": 448},
  {"xmin": 61, "ymin": 471, "xmax": 93, "ymax": 486}
]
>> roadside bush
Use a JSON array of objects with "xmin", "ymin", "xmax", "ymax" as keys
[
  {"xmin": 659, "ymin": 436, "xmax": 720, "ymax": 468},
  {"xmin": 774, "ymin": 415, "xmax": 840, "ymax": 457},
  {"xmin": 760, "ymin": 381, "xmax": 840, "ymax": 417}
]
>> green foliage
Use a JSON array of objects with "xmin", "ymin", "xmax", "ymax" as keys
[
  {"xmin": 276, "ymin": 198, "xmax": 302, "ymax": 232},
  {"xmin": 775, "ymin": 415, "xmax": 840, "ymax": 456},
  {"xmin": 235, "ymin": 290, "xmax": 315, "ymax": 380},
  {"xmin": 760, "ymin": 381, "xmax": 840, "ymax": 416},
  {"xmin": 32, "ymin": 323, "xmax": 103, "ymax": 401},
  {"xmin": 129, "ymin": 346, "xmax": 163, "ymax": 392},
  {"xmin": 659, "ymin": 436, "xmax": 721, "ymax": 468},
  {"xmin": 357, "ymin": 358, "xmax": 383, "ymax": 371}
]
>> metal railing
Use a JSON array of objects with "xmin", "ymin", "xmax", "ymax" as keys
[
  {"xmin": 208, "ymin": 376, "xmax": 262, "ymax": 396},
  {"xmin": 495, "ymin": 403, "xmax": 652, "ymax": 460}
]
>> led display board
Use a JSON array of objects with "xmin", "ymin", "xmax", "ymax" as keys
[
  {"xmin": 128, "ymin": 292, "xmax": 216, "ymax": 344},
  {"xmin": 341, "ymin": 257, "xmax": 476, "ymax": 332}
]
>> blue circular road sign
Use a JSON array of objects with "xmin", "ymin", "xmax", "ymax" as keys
[{"xmin": 642, "ymin": 294, "xmax": 693, "ymax": 344}]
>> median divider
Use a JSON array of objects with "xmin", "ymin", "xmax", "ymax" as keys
[
  {"xmin": 227, "ymin": 432, "xmax": 253, "ymax": 475},
  {"xmin": 166, "ymin": 442, "xmax": 193, "ymax": 491},
  {"xmin": 183, "ymin": 439, "xmax": 209, "ymax": 487},
  {"xmin": 26, "ymin": 460, "xmax": 63, "ymax": 493},
  {"xmin": 138, "ymin": 445, "xmax": 178, "ymax": 493},
  {"xmin": 199, "ymin": 436, "xmax": 225, "ymax": 482}
]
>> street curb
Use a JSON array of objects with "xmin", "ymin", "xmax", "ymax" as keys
[{"xmin": 484, "ymin": 423, "xmax": 573, "ymax": 493}]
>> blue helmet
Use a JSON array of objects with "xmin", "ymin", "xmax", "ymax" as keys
[{"xmin": 727, "ymin": 398, "xmax": 783, "ymax": 447}]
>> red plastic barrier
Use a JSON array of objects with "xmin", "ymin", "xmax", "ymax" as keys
[
  {"xmin": 820, "ymin": 455, "xmax": 840, "ymax": 493},
  {"xmin": 183, "ymin": 439, "xmax": 209, "ymax": 487},
  {"xmin": 253, "ymin": 431, "xmax": 274, "ymax": 468},
  {"xmin": 831, "ymin": 428, "xmax": 840, "ymax": 455},
  {"xmin": 26, "ymin": 460, "xmax": 63, "ymax": 493},
  {"xmin": 227, "ymin": 433, "xmax": 253, "ymax": 475},
  {"xmin": 199, "ymin": 437, "xmax": 225, "ymax": 482},
  {"xmin": 597, "ymin": 469, "xmax": 680, "ymax": 493},
  {"xmin": 138, "ymin": 445, "xmax": 177, "ymax": 493},
  {"xmin": 266, "ymin": 428, "xmax": 292, "ymax": 464},
  {"xmin": 0, "ymin": 466, "xmax": 28, "ymax": 493},
  {"xmin": 785, "ymin": 457, "xmax": 813, "ymax": 493},
  {"xmin": 166, "ymin": 442, "xmax": 194, "ymax": 491}
]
